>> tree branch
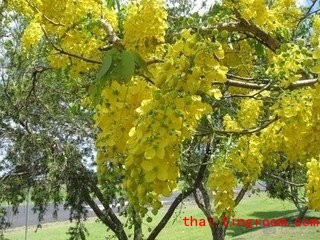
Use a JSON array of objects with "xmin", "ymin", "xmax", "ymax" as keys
[
  {"xmin": 214, "ymin": 78, "xmax": 268, "ymax": 90},
  {"xmin": 146, "ymin": 58, "xmax": 164, "ymax": 65},
  {"xmin": 42, "ymin": 27, "xmax": 102, "ymax": 65},
  {"xmin": 100, "ymin": 19, "xmax": 121, "ymax": 45},
  {"xmin": 25, "ymin": 0, "xmax": 65, "ymax": 26},
  {"xmin": 224, "ymin": 81, "xmax": 271, "ymax": 99},
  {"xmin": 193, "ymin": 182, "xmax": 213, "ymax": 221},
  {"xmin": 265, "ymin": 172, "xmax": 305, "ymax": 187},
  {"xmin": 198, "ymin": 183, "xmax": 211, "ymax": 211},
  {"xmin": 89, "ymin": 182, "xmax": 125, "ymax": 233},
  {"xmin": 79, "ymin": 168, "xmax": 128, "ymax": 240},
  {"xmin": 235, "ymin": 187, "xmax": 247, "ymax": 206},
  {"xmin": 193, "ymin": 189, "xmax": 212, "ymax": 219},
  {"xmin": 25, "ymin": 66, "xmax": 50, "ymax": 107},
  {"xmin": 288, "ymin": 78, "xmax": 318, "ymax": 89},
  {"xmin": 233, "ymin": 9, "xmax": 280, "ymax": 52},
  {"xmin": 197, "ymin": 116, "xmax": 279, "ymax": 137},
  {"xmin": 296, "ymin": 0, "xmax": 319, "ymax": 29},
  {"xmin": 213, "ymin": 78, "xmax": 318, "ymax": 90},
  {"xmin": 82, "ymin": 190, "xmax": 127, "ymax": 239}
]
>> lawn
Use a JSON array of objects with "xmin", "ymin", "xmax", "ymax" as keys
[{"xmin": 2, "ymin": 192, "xmax": 320, "ymax": 240}]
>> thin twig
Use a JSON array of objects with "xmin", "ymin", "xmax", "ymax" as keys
[
  {"xmin": 197, "ymin": 116, "xmax": 279, "ymax": 136},
  {"xmin": 25, "ymin": 0, "xmax": 65, "ymax": 26},
  {"xmin": 146, "ymin": 59, "xmax": 164, "ymax": 65},
  {"xmin": 213, "ymin": 78, "xmax": 318, "ymax": 90},
  {"xmin": 25, "ymin": 66, "xmax": 50, "ymax": 106},
  {"xmin": 226, "ymin": 73, "xmax": 255, "ymax": 81},
  {"xmin": 42, "ymin": 27, "xmax": 102, "ymax": 64},
  {"xmin": 265, "ymin": 172, "xmax": 305, "ymax": 187},
  {"xmin": 296, "ymin": 0, "xmax": 319, "ymax": 29},
  {"xmin": 224, "ymin": 81, "xmax": 271, "ymax": 99}
]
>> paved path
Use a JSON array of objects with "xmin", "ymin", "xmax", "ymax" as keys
[
  {"xmin": 4, "ymin": 182, "xmax": 265, "ymax": 228},
  {"xmin": 4, "ymin": 192, "xmax": 182, "ymax": 228}
]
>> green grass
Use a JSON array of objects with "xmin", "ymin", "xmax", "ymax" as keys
[
  {"xmin": 226, "ymin": 193, "xmax": 320, "ymax": 240},
  {"xmin": 3, "ymin": 193, "xmax": 320, "ymax": 240}
]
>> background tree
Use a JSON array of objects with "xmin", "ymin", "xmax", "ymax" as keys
[
  {"xmin": 0, "ymin": 9, "xmax": 99, "ymax": 238},
  {"xmin": 262, "ymin": 163, "xmax": 308, "ymax": 218}
]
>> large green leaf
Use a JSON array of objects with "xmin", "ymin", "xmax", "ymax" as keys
[
  {"xmin": 255, "ymin": 42, "xmax": 265, "ymax": 57},
  {"xmin": 120, "ymin": 51, "xmax": 135, "ymax": 82},
  {"xmin": 96, "ymin": 53, "xmax": 113, "ymax": 80},
  {"xmin": 105, "ymin": 0, "xmax": 116, "ymax": 9}
]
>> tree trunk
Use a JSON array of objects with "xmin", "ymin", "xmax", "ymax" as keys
[
  {"xmin": 298, "ymin": 206, "xmax": 308, "ymax": 219},
  {"xmin": 211, "ymin": 224, "xmax": 226, "ymax": 240},
  {"xmin": 289, "ymin": 184, "xmax": 308, "ymax": 219},
  {"xmin": 133, "ymin": 212, "xmax": 143, "ymax": 240}
]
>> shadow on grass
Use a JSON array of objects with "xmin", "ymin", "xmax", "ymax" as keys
[
  {"xmin": 226, "ymin": 209, "xmax": 307, "ymax": 238},
  {"xmin": 249, "ymin": 210, "xmax": 297, "ymax": 219}
]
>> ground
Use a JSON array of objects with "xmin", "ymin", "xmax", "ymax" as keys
[{"xmin": 3, "ymin": 192, "xmax": 320, "ymax": 240}]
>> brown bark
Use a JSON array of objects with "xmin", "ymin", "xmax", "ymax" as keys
[{"xmin": 133, "ymin": 212, "xmax": 143, "ymax": 240}]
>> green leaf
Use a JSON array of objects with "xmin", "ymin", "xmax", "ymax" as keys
[
  {"xmin": 96, "ymin": 54, "xmax": 112, "ymax": 80},
  {"xmin": 132, "ymin": 52, "xmax": 147, "ymax": 70},
  {"xmin": 132, "ymin": 51, "xmax": 153, "ymax": 78},
  {"xmin": 120, "ymin": 51, "xmax": 135, "ymax": 82},
  {"xmin": 106, "ymin": 0, "xmax": 116, "ymax": 9},
  {"xmin": 255, "ymin": 43, "xmax": 265, "ymax": 57}
]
